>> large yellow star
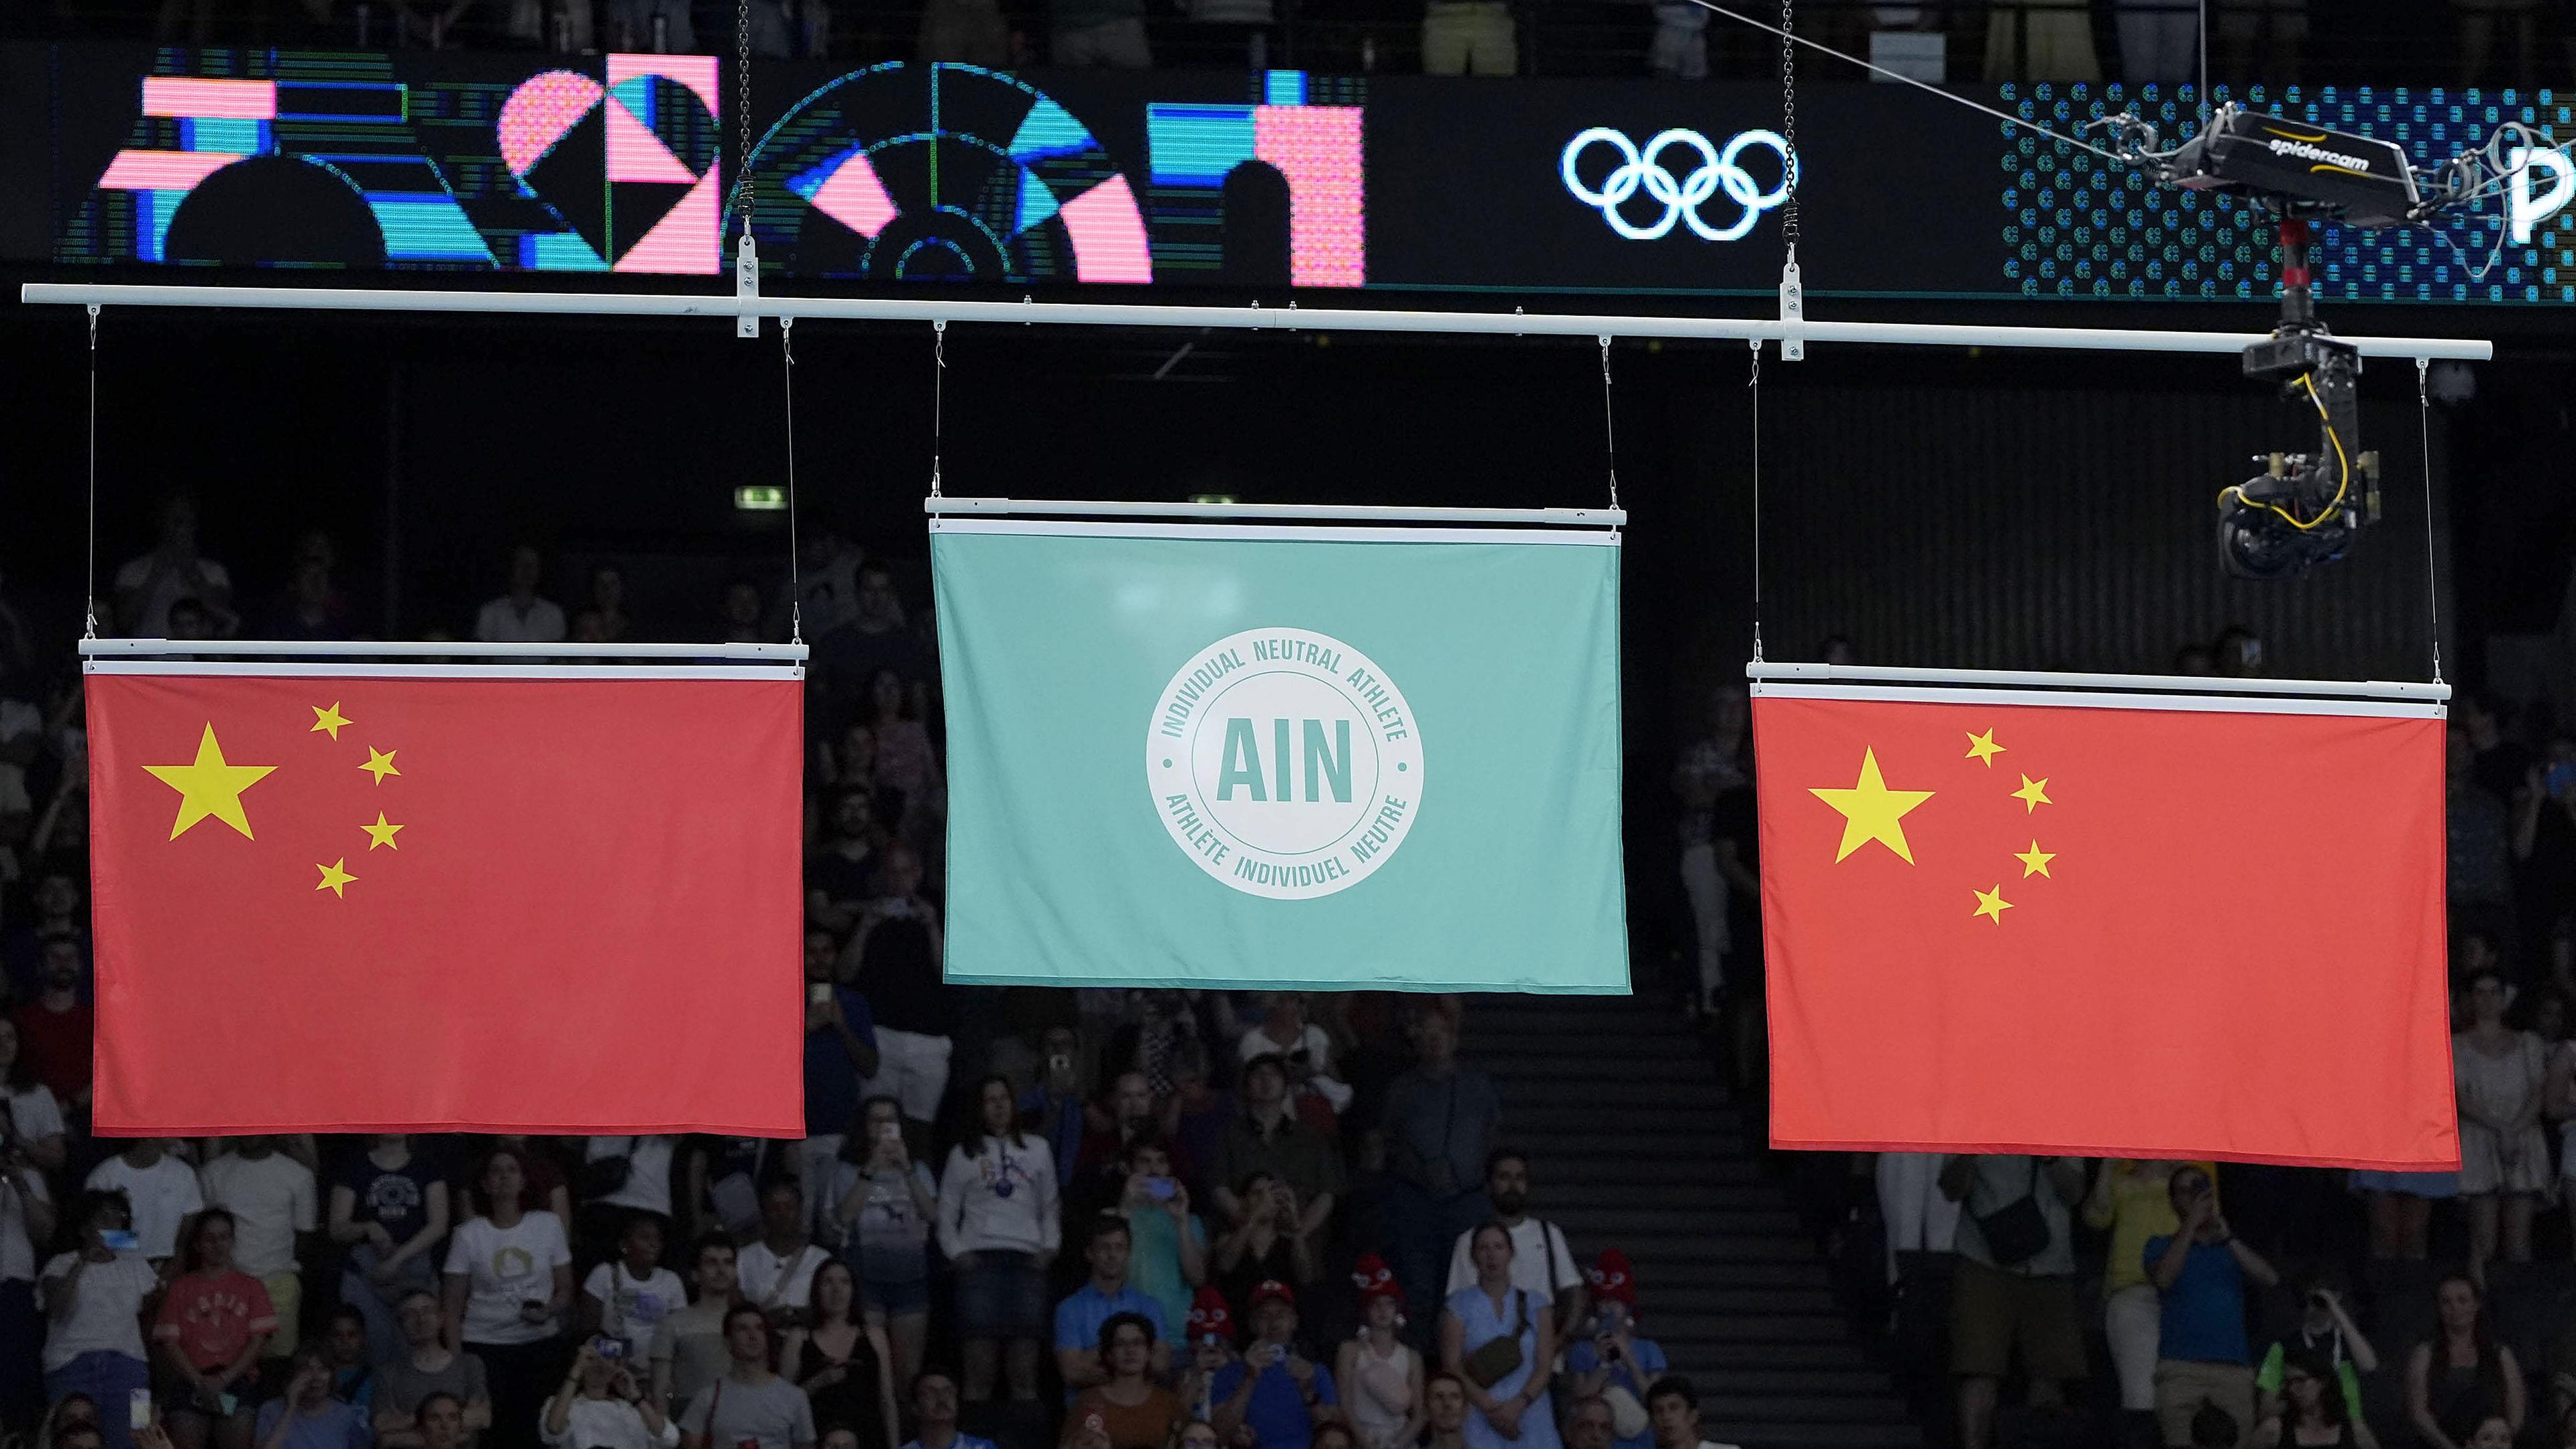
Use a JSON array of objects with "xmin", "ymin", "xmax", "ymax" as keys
[
  {"xmin": 1809, "ymin": 747, "xmax": 1935, "ymax": 864},
  {"xmin": 143, "ymin": 724, "xmax": 278, "ymax": 841},
  {"xmin": 2016, "ymin": 841, "xmax": 2056, "ymax": 878},
  {"xmin": 362, "ymin": 812, "xmax": 403, "ymax": 851},
  {"xmin": 309, "ymin": 702, "xmax": 351, "ymax": 741},
  {"xmin": 359, "ymin": 747, "xmax": 400, "ymax": 784},
  {"xmin": 1972, "ymin": 885, "xmax": 2014, "ymax": 923},
  {"xmin": 1964, "ymin": 729, "xmax": 2005, "ymax": 767},
  {"xmin": 315, "ymin": 859, "xmax": 356, "ymax": 898},
  {"xmin": 2012, "ymin": 774, "xmax": 2052, "ymax": 812}
]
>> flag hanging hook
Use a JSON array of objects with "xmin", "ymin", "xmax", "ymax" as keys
[
  {"xmin": 781, "ymin": 316, "xmax": 803, "ymax": 646},
  {"xmin": 85, "ymin": 304, "xmax": 100, "ymax": 641},
  {"xmin": 1597, "ymin": 336, "xmax": 1620, "ymax": 515}
]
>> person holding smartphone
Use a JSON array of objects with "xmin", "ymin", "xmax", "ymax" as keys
[
  {"xmin": 1115, "ymin": 1140, "xmax": 1205, "ymax": 1336},
  {"xmin": 1561, "ymin": 1253, "xmax": 1666, "ymax": 1449},
  {"xmin": 442, "ymin": 1147, "xmax": 574, "ymax": 1449},
  {"xmin": 252, "ymin": 1346, "xmax": 372, "ymax": 1449},
  {"xmin": 832, "ymin": 1097, "xmax": 936, "ymax": 1390},
  {"xmin": 1210, "ymin": 1281, "xmax": 1339, "ymax": 1449},
  {"xmin": 541, "ymin": 1339, "xmax": 674, "ymax": 1449},
  {"xmin": 41, "ymin": 1191, "xmax": 158, "ymax": 1449}
]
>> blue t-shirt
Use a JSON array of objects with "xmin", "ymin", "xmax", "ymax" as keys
[
  {"xmin": 1562, "ymin": 1335, "xmax": 1668, "ymax": 1449},
  {"xmin": 2143, "ymin": 1235, "xmax": 2250, "ymax": 1364},
  {"xmin": 1055, "ymin": 1281, "xmax": 1173, "ymax": 1399},
  {"xmin": 902, "ymin": 1438, "xmax": 998, "ymax": 1449},
  {"xmin": 252, "ymin": 1401, "xmax": 372, "ymax": 1449},
  {"xmin": 805, "ymin": 987, "xmax": 879, "ymax": 1135},
  {"xmin": 1019, "ymin": 1087, "xmax": 1085, "ymax": 1183},
  {"xmin": 1209, "ymin": 1355, "xmax": 1339, "ymax": 1449}
]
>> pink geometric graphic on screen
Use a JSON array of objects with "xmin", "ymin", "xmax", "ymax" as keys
[
  {"xmin": 498, "ymin": 71, "xmax": 604, "ymax": 176},
  {"xmin": 606, "ymin": 95, "xmax": 696, "ymax": 184},
  {"xmin": 97, "ymin": 150, "xmax": 245, "ymax": 192},
  {"xmin": 1254, "ymin": 106, "xmax": 1364, "ymax": 288},
  {"xmin": 807, "ymin": 152, "xmax": 899, "ymax": 239},
  {"xmin": 1059, "ymin": 174, "xmax": 1153, "ymax": 284},
  {"xmin": 142, "ymin": 77, "xmax": 276, "ymax": 120},
  {"xmin": 607, "ymin": 54, "xmax": 719, "ymax": 117},
  {"xmin": 614, "ymin": 167, "xmax": 721, "ymax": 274}
]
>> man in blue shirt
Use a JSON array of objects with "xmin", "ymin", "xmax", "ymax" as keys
[
  {"xmin": 2144, "ymin": 1165, "xmax": 2279, "ymax": 1449},
  {"xmin": 1210, "ymin": 1281, "xmax": 1341, "ymax": 1449},
  {"xmin": 1056, "ymin": 1214, "xmax": 1171, "ymax": 1397}
]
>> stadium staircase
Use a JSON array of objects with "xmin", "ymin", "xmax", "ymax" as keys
[{"xmin": 1462, "ymin": 994, "xmax": 1923, "ymax": 1449}]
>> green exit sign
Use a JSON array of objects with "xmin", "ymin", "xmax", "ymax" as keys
[{"xmin": 734, "ymin": 486, "xmax": 788, "ymax": 512}]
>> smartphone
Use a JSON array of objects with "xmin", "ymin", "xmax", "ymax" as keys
[
  {"xmin": 596, "ymin": 1336, "xmax": 627, "ymax": 1359},
  {"xmin": 809, "ymin": 982, "xmax": 834, "ymax": 1005},
  {"xmin": 877, "ymin": 1122, "xmax": 903, "ymax": 1146},
  {"xmin": 1143, "ymin": 1175, "xmax": 1177, "ymax": 1201},
  {"xmin": 100, "ymin": 1229, "xmax": 139, "ymax": 1252},
  {"xmin": 129, "ymin": 1389, "xmax": 153, "ymax": 1432}
]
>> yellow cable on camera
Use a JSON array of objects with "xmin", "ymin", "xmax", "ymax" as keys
[{"xmin": 2216, "ymin": 372, "xmax": 2351, "ymax": 531}]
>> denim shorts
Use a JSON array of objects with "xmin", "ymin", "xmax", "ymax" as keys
[
  {"xmin": 953, "ymin": 1250, "xmax": 1046, "ymax": 1339},
  {"xmin": 867, "ymin": 1271, "xmax": 931, "ymax": 1317}
]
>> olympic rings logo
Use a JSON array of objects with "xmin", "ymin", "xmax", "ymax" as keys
[{"xmin": 1560, "ymin": 127, "xmax": 1799, "ymax": 242}]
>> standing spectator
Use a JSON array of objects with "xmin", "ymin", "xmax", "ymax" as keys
[
  {"xmin": 330, "ymin": 1136, "xmax": 451, "ymax": 1367},
  {"xmin": 2114, "ymin": 0, "xmax": 2196, "ymax": 81},
  {"xmin": 863, "ymin": 671, "xmax": 943, "ymax": 843},
  {"xmin": 1420, "ymin": 0, "xmax": 1513, "ymax": 76},
  {"xmin": 42, "ymin": 1191, "xmax": 160, "ymax": 1449},
  {"xmin": 1443, "ymin": 1151, "xmax": 1582, "ymax": 1332},
  {"xmin": 1424, "ymin": 1375, "xmax": 1470, "ymax": 1449},
  {"xmin": 1069, "ymin": 1313, "xmax": 1181, "ymax": 1449},
  {"xmin": 678, "ymin": 1306, "xmax": 816, "ymax": 1449},
  {"xmin": 2253, "ymin": 1276, "xmax": 2377, "ymax": 1430},
  {"xmin": 1022, "ymin": 1029, "xmax": 1089, "ymax": 1183},
  {"xmin": 0, "ymin": 1099, "xmax": 51, "ymax": 1434},
  {"xmin": 1114, "ymin": 1140, "xmax": 1205, "ymax": 1337},
  {"xmin": 0, "ymin": 1018, "xmax": 66, "ymax": 1179},
  {"xmin": 1057, "ymin": 1215, "xmax": 1172, "ymax": 1397},
  {"xmin": 843, "ymin": 846, "xmax": 952, "ymax": 1134},
  {"xmin": 540, "ymin": 1339, "xmax": 672, "ymax": 1449},
  {"xmin": 787, "ymin": 1258, "xmax": 897, "ymax": 1449},
  {"xmin": 115, "ymin": 494, "xmax": 234, "ymax": 639},
  {"xmin": 199, "ymin": 1137, "xmax": 317, "ymax": 1358},
  {"xmin": 2405, "ymin": 1277, "xmax": 2523, "ymax": 1449},
  {"xmin": 718, "ymin": 581, "xmax": 769, "ymax": 645},
  {"xmin": 1, "ymin": 868, "xmax": 86, "ymax": 1003},
  {"xmin": 1215, "ymin": 1174, "xmax": 1314, "ymax": 1310},
  {"xmin": 253, "ymin": 1348, "xmax": 374, "ymax": 1449},
  {"xmin": 1163, "ymin": 1044, "xmax": 1232, "ymax": 1195},
  {"xmin": 15, "ymin": 932, "xmax": 93, "ymax": 1112},
  {"xmin": 1336, "ymin": 1256, "xmax": 1424, "ymax": 1449},
  {"xmin": 1563, "ymin": 1251, "xmax": 1666, "ymax": 1449},
  {"xmin": 2085, "ymin": 1160, "xmax": 2203, "ymax": 1443},
  {"xmin": 474, "ymin": 545, "xmax": 567, "ymax": 645},
  {"xmin": 260, "ymin": 532, "xmax": 358, "ymax": 641},
  {"xmin": 442, "ymin": 1147, "xmax": 574, "ymax": 1449},
  {"xmin": 2455, "ymin": 969, "xmax": 2548, "ymax": 1283},
  {"xmin": 802, "ymin": 954, "xmax": 880, "ymax": 1241},
  {"xmin": 1075, "ymin": 1073, "xmax": 1163, "ymax": 1190},
  {"xmin": 2450, "ymin": 733, "xmax": 2516, "ymax": 943},
  {"xmin": 808, "ymin": 794, "xmax": 878, "ymax": 938},
  {"xmin": 2147, "ymin": 1166, "xmax": 2278, "ymax": 1448},
  {"xmin": 582, "ymin": 568, "xmax": 633, "ymax": 643},
  {"xmin": 657, "ymin": 1236, "xmax": 745, "ymax": 1417},
  {"xmin": 898, "ymin": 1370, "xmax": 996, "ymax": 1449},
  {"xmin": 1379, "ymin": 1010, "xmax": 1497, "ymax": 1317},
  {"xmin": 1937, "ymin": 1155, "xmax": 2087, "ymax": 1449},
  {"xmin": 1213, "ymin": 1057, "xmax": 1342, "ymax": 1238},
  {"xmin": 936, "ymin": 1075, "xmax": 1061, "ymax": 1403},
  {"xmin": 1441, "ymin": 1226, "xmax": 1556, "ymax": 1449},
  {"xmin": 1670, "ymin": 686, "xmax": 1748, "ymax": 1021},
  {"xmin": 1214, "ymin": 1283, "xmax": 1340, "ymax": 1449},
  {"xmin": 582, "ymin": 1217, "xmax": 686, "ymax": 1363},
  {"xmin": 576, "ymin": 1138, "xmax": 680, "ymax": 1261},
  {"xmin": 830, "ymin": 1095, "xmax": 937, "ymax": 1387},
  {"xmin": 1238, "ymin": 996, "xmax": 1354, "ymax": 1122},
  {"xmin": 812, "ymin": 566, "xmax": 930, "ymax": 737},
  {"xmin": 739, "ymin": 1182, "xmax": 830, "ymax": 1326},
  {"xmin": 2251, "ymin": 1346, "xmax": 2378, "ymax": 1448},
  {"xmin": 372, "ymin": 1291, "xmax": 492, "ymax": 1448},
  {"xmin": 154, "ymin": 1211, "xmax": 274, "ymax": 1449},
  {"xmin": 86, "ymin": 1137, "xmax": 203, "ymax": 1267},
  {"xmin": 1644, "ymin": 1379, "xmax": 1743, "ymax": 1449}
]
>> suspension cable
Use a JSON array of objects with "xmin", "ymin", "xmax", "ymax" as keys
[
  {"xmin": 929, "ymin": 321, "xmax": 947, "ymax": 497},
  {"xmin": 1597, "ymin": 337, "xmax": 1621, "ymax": 513},
  {"xmin": 1748, "ymin": 339, "xmax": 1764, "ymax": 663},
  {"xmin": 2417, "ymin": 357, "xmax": 2442, "ymax": 684},
  {"xmin": 781, "ymin": 317, "xmax": 803, "ymax": 645},
  {"xmin": 85, "ymin": 305, "xmax": 99, "ymax": 640}
]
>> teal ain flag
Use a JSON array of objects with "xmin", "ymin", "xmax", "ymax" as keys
[{"xmin": 931, "ymin": 519, "xmax": 1629, "ymax": 994}]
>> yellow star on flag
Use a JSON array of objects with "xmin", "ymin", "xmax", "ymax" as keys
[
  {"xmin": 2012, "ymin": 774, "xmax": 2052, "ymax": 812},
  {"xmin": 362, "ymin": 812, "xmax": 404, "ymax": 851},
  {"xmin": 315, "ymin": 859, "xmax": 356, "ymax": 897},
  {"xmin": 360, "ymin": 747, "xmax": 400, "ymax": 784},
  {"xmin": 2016, "ymin": 841, "xmax": 2056, "ymax": 878},
  {"xmin": 310, "ymin": 702, "xmax": 351, "ymax": 741},
  {"xmin": 143, "ymin": 724, "xmax": 278, "ymax": 841},
  {"xmin": 1809, "ymin": 747, "xmax": 1936, "ymax": 864},
  {"xmin": 1972, "ymin": 885, "xmax": 2014, "ymax": 923},
  {"xmin": 1964, "ymin": 729, "xmax": 2005, "ymax": 767}
]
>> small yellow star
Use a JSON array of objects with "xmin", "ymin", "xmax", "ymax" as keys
[
  {"xmin": 143, "ymin": 723, "xmax": 278, "ymax": 841},
  {"xmin": 309, "ymin": 702, "xmax": 351, "ymax": 741},
  {"xmin": 315, "ymin": 859, "xmax": 356, "ymax": 898},
  {"xmin": 2015, "ymin": 841, "xmax": 2056, "ymax": 878},
  {"xmin": 1972, "ymin": 885, "xmax": 2014, "ymax": 924},
  {"xmin": 359, "ymin": 747, "xmax": 400, "ymax": 784},
  {"xmin": 1808, "ymin": 747, "xmax": 1936, "ymax": 865},
  {"xmin": 362, "ymin": 812, "xmax": 403, "ymax": 851},
  {"xmin": 1964, "ymin": 729, "xmax": 2005, "ymax": 767},
  {"xmin": 2012, "ymin": 774, "xmax": 2052, "ymax": 812}
]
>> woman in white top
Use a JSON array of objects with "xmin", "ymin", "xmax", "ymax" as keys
[
  {"xmin": 0, "ymin": 1019, "xmax": 68, "ymax": 1176},
  {"xmin": 0, "ymin": 1015, "xmax": 62, "ymax": 1421},
  {"xmin": 542, "ymin": 1339, "xmax": 677, "ymax": 1449},
  {"xmin": 2454, "ymin": 970, "xmax": 2548, "ymax": 1284},
  {"xmin": 40, "ymin": 1189, "xmax": 160, "ymax": 1449},
  {"xmin": 442, "ymin": 1146, "xmax": 574, "ymax": 1449},
  {"xmin": 1336, "ymin": 1256, "xmax": 1424, "ymax": 1449},
  {"xmin": 936, "ymin": 1075, "xmax": 1060, "ymax": 1405},
  {"xmin": 1236, "ymin": 994, "xmax": 1354, "ymax": 1116}
]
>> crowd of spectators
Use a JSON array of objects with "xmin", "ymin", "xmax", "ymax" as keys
[
  {"xmin": 1670, "ymin": 627, "xmax": 2576, "ymax": 1448},
  {"xmin": 0, "ymin": 504, "xmax": 1752, "ymax": 1449}
]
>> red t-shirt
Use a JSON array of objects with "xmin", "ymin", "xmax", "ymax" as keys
[
  {"xmin": 14, "ymin": 1002, "xmax": 92, "ymax": 1102},
  {"xmin": 152, "ymin": 1270, "xmax": 278, "ymax": 1371}
]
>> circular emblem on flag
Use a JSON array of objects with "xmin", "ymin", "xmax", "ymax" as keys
[{"xmin": 1146, "ymin": 627, "xmax": 1424, "ymax": 900}]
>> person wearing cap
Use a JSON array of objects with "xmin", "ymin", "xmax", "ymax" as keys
[
  {"xmin": 1175, "ymin": 1287, "xmax": 1239, "ymax": 1428},
  {"xmin": 1211, "ymin": 1281, "xmax": 1341, "ymax": 1449},
  {"xmin": 1336, "ymin": 1256, "xmax": 1424, "ymax": 1449},
  {"xmin": 1563, "ymin": 1252, "xmax": 1667, "ymax": 1449}
]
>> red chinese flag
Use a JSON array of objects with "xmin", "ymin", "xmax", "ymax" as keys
[
  {"xmin": 1753, "ymin": 682, "xmax": 2455, "ymax": 1169},
  {"xmin": 86, "ymin": 669, "xmax": 804, "ymax": 1136}
]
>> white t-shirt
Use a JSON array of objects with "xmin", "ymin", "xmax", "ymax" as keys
[
  {"xmin": 86, "ymin": 1152, "xmax": 206, "ymax": 1260},
  {"xmin": 114, "ymin": 552, "xmax": 232, "ymax": 637},
  {"xmin": 585, "ymin": 1136, "xmax": 678, "ymax": 1218},
  {"xmin": 542, "ymin": 1395, "xmax": 681, "ymax": 1449},
  {"xmin": 40, "ymin": 1250, "xmax": 159, "ymax": 1371},
  {"xmin": 443, "ymin": 1212, "xmax": 572, "ymax": 1346},
  {"xmin": 474, "ymin": 595, "xmax": 567, "ymax": 644},
  {"xmin": 0, "ymin": 1164, "xmax": 52, "ymax": 1283},
  {"xmin": 1236, "ymin": 1024, "xmax": 1356, "ymax": 1114},
  {"xmin": 3, "ymin": 1086, "xmax": 66, "ymax": 1149},
  {"xmin": 200, "ymin": 1152, "xmax": 318, "ymax": 1279},
  {"xmin": 583, "ymin": 1260, "xmax": 688, "ymax": 1357},
  {"xmin": 736, "ymin": 1241, "xmax": 826, "ymax": 1312},
  {"xmin": 1446, "ymin": 1217, "xmax": 1582, "ymax": 1301}
]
